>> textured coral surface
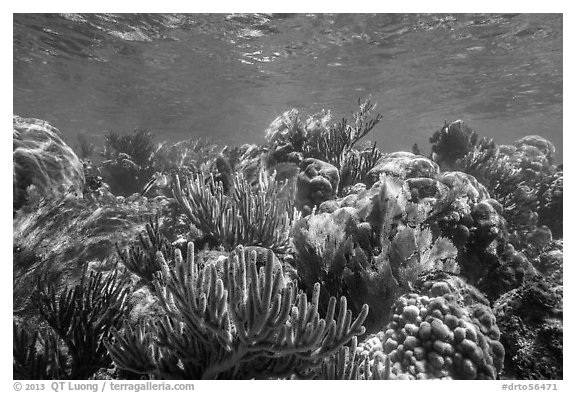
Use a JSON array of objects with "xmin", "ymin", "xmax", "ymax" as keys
[
  {"xmin": 13, "ymin": 108, "xmax": 562, "ymax": 380},
  {"xmin": 13, "ymin": 116, "xmax": 84, "ymax": 211}
]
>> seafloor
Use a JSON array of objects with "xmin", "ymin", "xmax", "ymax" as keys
[{"xmin": 13, "ymin": 102, "xmax": 562, "ymax": 380}]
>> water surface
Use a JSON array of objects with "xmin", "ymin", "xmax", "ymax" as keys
[{"xmin": 13, "ymin": 13, "xmax": 563, "ymax": 162}]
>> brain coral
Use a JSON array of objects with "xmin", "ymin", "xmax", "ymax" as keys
[
  {"xmin": 380, "ymin": 276, "xmax": 504, "ymax": 380},
  {"xmin": 366, "ymin": 152, "xmax": 439, "ymax": 186},
  {"xmin": 13, "ymin": 115, "xmax": 84, "ymax": 211},
  {"xmin": 295, "ymin": 158, "xmax": 340, "ymax": 214}
]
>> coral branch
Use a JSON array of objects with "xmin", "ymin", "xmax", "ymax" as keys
[{"xmin": 107, "ymin": 243, "xmax": 368, "ymax": 379}]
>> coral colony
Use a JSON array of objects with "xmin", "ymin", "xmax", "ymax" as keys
[{"xmin": 13, "ymin": 100, "xmax": 562, "ymax": 380}]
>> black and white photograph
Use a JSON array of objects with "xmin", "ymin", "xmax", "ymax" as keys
[{"xmin": 11, "ymin": 7, "xmax": 565, "ymax": 387}]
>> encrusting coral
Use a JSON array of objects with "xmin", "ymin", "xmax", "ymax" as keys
[
  {"xmin": 493, "ymin": 276, "xmax": 562, "ymax": 379},
  {"xmin": 105, "ymin": 243, "xmax": 369, "ymax": 379}
]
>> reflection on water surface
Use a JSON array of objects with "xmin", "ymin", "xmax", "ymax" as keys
[{"xmin": 13, "ymin": 13, "xmax": 562, "ymax": 162}]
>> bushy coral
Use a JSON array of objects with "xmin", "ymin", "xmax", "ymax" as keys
[
  {"xmin": 172, "ymin": 170, "xmax": 296, "ymax": 253},
  {"xmin": 13, "ymin": 116, "xmax": 85, "ymax": 212},
  {"xmin": 291, "ymin": 206, "xmax": 398, "ymax": 334},
  {"xmin": 14, "ymin": 267, "xmax": 129, "ymax": 379},
  {"xmin": 151, "ymin": 137, "xmax": 219, "ymax": 174},
  {"xmin": 380, "ymin": 275, "xmax": 504, "ymax": 380},
  {"xmin": 105, "ymin": 244, "xmax": 369, "ymax": 379},
  {"xmin": 12, "ymin": 108, "xmax": 563, "ymax": 381},
  {"xmin": 339, "ymin": 142, "xmax": 383, "ymax": 193},
  {"xmin": 429, "ymin": 120, "xmax": 479, "ymax": 170},
  {"xmin": 97, "ymin": 129, "xmax": 160, "ymax": 196},
  {"xmin": 387, "ymin": 225, "xmax": 459, "ymax": 291},
  {"xmin": 302, "ymin": 99, "xmax": 382, "ymax": 170},
  {"xmin": 263, "ymin": 100, "xmax": 383, "ymax": 198},
  {"xmin": 117, "ymin": 217, "xmax": 176, "ymax": 284},
  {"xmin": 13, "ymin": 193, "xmax": 170, "ymax": 316},
  {"xmin": 102, "ymin": 128, "xmax": 156, "ymax": 167}
]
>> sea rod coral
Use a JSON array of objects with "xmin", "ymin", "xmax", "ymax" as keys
[{"xmin": 105, "ymin": 244, "xmax": 369, "ymax": 379}]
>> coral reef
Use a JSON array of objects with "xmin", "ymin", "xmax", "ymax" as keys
[
  {"xmin": 429, "ymin": 120, "xmax": 479, "ymax": 171},
  {"xmin": 366, "ymin": 152, "xmax": 440, "ymax": 186},
  {"xmin": 14, "ymin": 268, "xmax": 128, "ymax": 379},
  {"xmin": 13, "ymin": 107, "xmax": 562, "ymax": 380},
  {"xmin": 454, "ymin": 134, "xmax": 562, "ymax": 244},
  {"xmin": 295, "ymin": 158, "xmax": 340, "ymax": 214},
  {"xmin": 105, "ymin": 244, "xmax": 368, "ymax": 379},
  {"xmin": 380, "ymin": 274, "xmax": 504, "ymax": 380},
  {"xmin": 13, "ymin": 193, "xmax": 170, "ymax": 316},
  {"xmin": 172, "ymin": 170, "xmax": 296, "ymax": 253},
  {"xmin": 13, "ymin": 116, "xmax": 85, "ymax": 212},
  {"xmin": 493, "ymin": 276, "xmax": 562, "ymax": 379}
]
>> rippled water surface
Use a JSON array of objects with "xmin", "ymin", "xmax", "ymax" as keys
[{"xmin": 13, "ymin": 13, "xmax": 563, "ymax": 162}]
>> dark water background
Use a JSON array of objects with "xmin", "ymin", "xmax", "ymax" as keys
[{"xmin": 13, "ymin": 13, "xmax": 563, "ymax": 163}]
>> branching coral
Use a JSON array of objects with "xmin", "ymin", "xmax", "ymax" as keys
[
  {"xmin": 303, "ymin": 99, "xmax": 382, "ymax": 170},
  {"xmin": 263, "ymin": 100, "xmax": 383, "ymax": 198},
  {"xmin": 339, "ymin": 142, "xmax": 383, "ymax": 194},
  {"xmin": 117, "ymin": 217, "xmax": 176, "ymax": 284},
  {"xmin": 314, "ymin": 336, "xmax": 392, "ymax": 380},
  {"xmin": 429, "ymin": 120, "xmax": 479, "ymax": 171},
  {"xmin": 172, "ymin": 170, "xmax": 296, "ymax": 253},
  {"xmin": 98, "ymin": 129, "xmax": 158, "ymax": 196},
  {"xmin": 105, "ymin": 244, "xmax": 369, "ymax": 379},
  {"xmin": 102, "ymin": 128, "xmax": 156, "ymax": 167},
  {"xmin": 13, "ymin": 191, "xmax": 170, "ymax": 316},
  {"xmin": 151, "ymin": 137, "xmax": 219, "ymax": 174},
  {"xmin": 13, "ymin": 321, "xmax": 68, "ymax": 379},
  {"xmin": 15, "ymin": 268, "xmax": 130, "ymax": 379}
]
